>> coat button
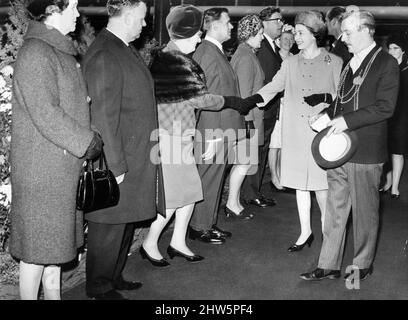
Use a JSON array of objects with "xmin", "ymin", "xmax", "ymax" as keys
[
  {"xmin": 86, "ymin": 96, "xmax": 91, "ymax": 103},
  {"xmin": 76, "ymin": 62, "xmax": 81, "ymax": 68}
]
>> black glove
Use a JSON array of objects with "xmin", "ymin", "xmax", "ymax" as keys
[
  {"xmin": 304, "ymin": 93, "xmax": 333, "ymax": 107},
  {"xmin": 223, "ymin": 94, "xmax": 263, "ymax": 115},
  {"xmin": 85, "ymin": 131, "xmax": 103, "ymax": 160},
  {"xmin": 244, "ymin": 93, "xmax": 264, "ymax": 105},
  {"xmin": 245, "ymin": 120, "xmax": 255, "ymax": 139}
]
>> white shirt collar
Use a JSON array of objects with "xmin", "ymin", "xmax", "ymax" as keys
[
  {"xmin": 264, "ymin": 33, "xmax": 277, "ymax": 52},
  {"xmin": 106, "ymin": 27, "xmax": 129, "ymax": 46},
  {"xmin": 204, "ymin": 35, "xmax": 224, "ymax": 53},
  {"xmin": 350, "ymin": 41, "xmax": 376, "ymax": 73}
]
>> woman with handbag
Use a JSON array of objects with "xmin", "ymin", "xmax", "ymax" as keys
[
  {"xmin": 142, "ymin": 5, "xmax": 256, "ymax": 265},
  {"xmin": 10, "ymin": 0, "xmax": 102, "ymax": 299}
]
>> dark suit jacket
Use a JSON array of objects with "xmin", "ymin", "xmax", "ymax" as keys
[
  {"xmin": 82, "ymin": 29, "xmax": 164, "ymax": 224},
  {"xmin": 331, "ymin": 38, "xmax": 352, "ymax": 68},
  {"xmin": 327, "ymin": 45, "xmax": 400, "ymax": 164},
  {"xmin": 193, "ymin": 40, "xmax": 244, "ymax": 141},
  {"xmin": 256, "ymin": 38, "xmax": 282, "ymax": 120}
]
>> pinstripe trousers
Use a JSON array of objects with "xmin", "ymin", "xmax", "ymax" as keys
[{"xmin": 318, "ymin": 162, "xmax": 383, "ymax": 270}]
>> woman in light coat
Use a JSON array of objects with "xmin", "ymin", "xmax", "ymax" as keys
[
  {"xmin": 226, "ymin": 14, "xmax": 265, "ymax": 219},
  {"xmin": 257, "ymin": 11, "xmax": 342, "ymax": 251},
  {"xmin": 10, "ymin": 0, "xmax": 101, "ymax": 299}
]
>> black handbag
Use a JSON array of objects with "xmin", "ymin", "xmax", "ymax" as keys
[{"xmin": 76, "ymin": 149, "xmax": 120, "ymax": 213}]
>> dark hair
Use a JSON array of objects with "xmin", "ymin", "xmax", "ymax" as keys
[
  {"xmin": 106, "ymin": 0, "xmax": 143, "ymax": 18},
  {"xmin": 203, "ymin": 7, "xmax": 229, "ymax": 31},
  {"xmin": 387, "ymin": 33, "xmax": 408, "ymax": 53},
  {"xmin": 326, "ymin": 6, "xmax": 346, "ymax": 22},
  {"xmin": 259, "ymin": 6, "xmax": 281, "ymax": 21},
  {"xmin": 26, "ymin": 0, "xmax": 69, "ymax": 21}
]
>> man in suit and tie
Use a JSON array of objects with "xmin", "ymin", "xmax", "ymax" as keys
[
  {"xmin": 301, "ymin": 10, "xmax": 399, "ymax": 282},
  {"xmin": 82, "ymin": 0, "xmax": 164, "ymax": 299},
  {"xmin": 189, "ymin": 7, "xmax": 246, "ymax": 244},
  {"xmin": 242, "ymin": 6, "xmax": 283, "ymax": 208},
  {"xmin": 325, "ymin": 6, "xmax": 352, "ymax": 67}
]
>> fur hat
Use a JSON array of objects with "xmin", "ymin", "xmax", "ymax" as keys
[
  {"xmin": 166, "ymin": 5, "xmax": 203, "ymax": 40},
  {"xmin": 295, "ymin": 10, "xmax": 326, "ymax": 35}
]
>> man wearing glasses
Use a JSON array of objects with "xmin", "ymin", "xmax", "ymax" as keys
[{"xmin": 242, "ymin": 7, "xmax": 283, "ymax": 208}]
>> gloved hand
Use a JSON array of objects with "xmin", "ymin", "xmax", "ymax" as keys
[
  {"xmin": 85, "ymin": 131, "xmax": 103, "ymax": 160},
  {"xmin": 245, "ymin": 121, "xmax": 255, "ymax": 139},
  {"xmin": 304, "ymin": 93, "xmax": 332, "ymax": 107},
  {"xmin": 223, "ymin": 94, "xmax": 263, "ymax": 115}
]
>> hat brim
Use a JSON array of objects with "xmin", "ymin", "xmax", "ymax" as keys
[{"xmin": 311, "ymin": 127, "xmax": 358, "ymax": 169}]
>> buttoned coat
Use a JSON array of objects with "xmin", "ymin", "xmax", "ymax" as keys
[
  {"xmin": 327, "ymin": 45, "xmax": 400, "ymax": 164},
  {"xmin": 231, "ymin": 43, "xmax": 265, "ymax": 145},
  {"xmin": 82, "ymin": 29, "xmax": 164, "ymax": 224},
  {"xmin": 193, "ymin": 40, "xmax": 244, "ymax": 142},
  {"xmin": 10, "ymin": 21, "xmax": 94, "ymax": 264},
  {"xmin": 258, "ymin": 49, "xmax": 342, "ymax": 190}
]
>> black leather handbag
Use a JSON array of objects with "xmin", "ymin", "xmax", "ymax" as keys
[{"xmin": 76, "ymin": 149, "xmax": 120, "ymax": 213}]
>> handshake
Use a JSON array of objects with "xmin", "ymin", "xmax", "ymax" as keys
[{"xmin": 223, "ymin": 94, "xmax": 264, "ymax": 115}]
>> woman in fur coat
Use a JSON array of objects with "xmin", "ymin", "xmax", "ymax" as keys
[{"xmin": 141, "ymin": 5, "xmax": 256, "ymax": 265}]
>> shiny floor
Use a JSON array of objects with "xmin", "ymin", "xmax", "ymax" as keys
[{"xmin": 64, "ymin": 169, "xmax": 408, "ymax": 300}]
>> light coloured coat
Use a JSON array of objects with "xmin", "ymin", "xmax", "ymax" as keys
[{"xmin": 258, "ymin": 49, "xmax": 342, "ymax": 190}]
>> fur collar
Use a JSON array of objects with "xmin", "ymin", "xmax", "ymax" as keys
[{"xmin": 150, "ymin": 47, "xmax": 208, "ymax": 104}]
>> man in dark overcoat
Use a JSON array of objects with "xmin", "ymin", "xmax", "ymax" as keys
[
  {"xmin": 325, "ymin": 6, "xmax": 352, "ymax": 67},
  {"xmin": 189, "ymin": 8, "xmax": 243, "ymax": 244},
  {"xmin": 241, "ymin": 6, "xmax": 283, "ymax": 208},
  {"xmin": 301, "ymin": 10, "xmax": 399, "ymax": 282},
  {"xmin": 82, "ymin": 0, "xmax": 163, "ymax": 300}
]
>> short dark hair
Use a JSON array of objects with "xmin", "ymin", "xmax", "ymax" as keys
[
  {"xmin": 26, "ymin": 0, "xmax": 69, "ymax": 21},
  {"xmin": 203, "ymin": 7, "xmax": 229, "ymax": 31},
  {"xmin": 106, "ymin": 0, "xmax": 143, "ymax": 17},
  {"xmin": 326, "ymin": 6, "xmax": 346, "ymax": 22},
  {"xmin": 259, "ymin": 7, "xmax": 280, "ymax": 21}
]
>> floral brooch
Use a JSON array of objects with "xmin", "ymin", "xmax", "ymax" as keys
[{"xmin": 324, "ymin": 55, "xmax": 332, "ymax": 65}]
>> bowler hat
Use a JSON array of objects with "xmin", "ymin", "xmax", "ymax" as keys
[
  {"xmin": 166, "ymin": 5, "xmax": 203, "ymax": 40},
  {"xmin": 311, "ymin": 127, "xmax": 358, "ymax": 169}
]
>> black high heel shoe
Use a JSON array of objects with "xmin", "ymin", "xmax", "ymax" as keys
[
  {"xmin": 139, "ymin": 246, "xmax": 170, "ymax": 267},
  {"xmin": 224, "ymin": 206, "xmax": 254, "ymax": 220},
  {"xmin": 287, "ymin": 234, "xmax": 314, "ymax": 252},
  {"xmin": 391, "ymin": 193, "xmax": 400, "ymax": 199},
  {"xmin": 167, "ymin": 246, "xmax": 204, "ymax": 262}
]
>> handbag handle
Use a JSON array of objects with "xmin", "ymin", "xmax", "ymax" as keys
[{"xmin": 83, "ymin": 148, "xmax": 110, "ymax": 173}]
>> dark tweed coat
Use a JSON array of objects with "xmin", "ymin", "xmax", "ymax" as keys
[
  {"xmin": 10, "ymin": 21, "xmax": 94, "ymax": 264},
  {"xmin": 82, "ymin": 29, "xmax": 164, "ymax": 224}
]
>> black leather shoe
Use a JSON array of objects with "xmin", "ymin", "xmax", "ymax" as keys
[
  {"xmin": 224, "ymin": 206, "xmax": 254, "ymax": 220},
  {"xmin": 87, "ymin": 289, "xmax": 128, "ymax": 300},
  {"xmin": 167, "ymin": 246, "xmax": 204, "ymax": 262},
  {"xmin": 139, "ymin": 246, "xmax": 170, "ymax": 267},
  {"xmin": 391, "ymin": 193, "xmax": 400, "ymax": 199},
  {"xmin": 113, "ymin": 279, "xmax": 143, "ymax": 291},
  {"xmin": 211, "ymin": 225, "xmax": 232, "ymax": 238},
  {"xmin": 245, "ymin": 196, "xmax": 276, "ymax": 208},
  {"xmin": 188, "ymin": 228, "xmax": 225, "ymax": 244},
  {"xmin": 287, "ymin": 234, "xmax": 314, "ymax": 252},
  {"xmin": 300, "ymin": 268, "xmax": 341, "ymax": 281},
  {"xmin": 344, "ymin": 266, "xmax": 373, "ymax": 281}
]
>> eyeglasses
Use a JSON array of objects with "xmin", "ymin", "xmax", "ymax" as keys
[{"xmin": 264, "ymin": 18, "xmax": 285, "ymax": 24}]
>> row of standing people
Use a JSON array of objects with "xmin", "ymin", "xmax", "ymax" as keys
[
  {"xmin": 9, "ymin": 0, "xmax": 258, "ymax": 300},
  {"xmin": 9, "ymin": 0, "xmax": 403, "ymax": 299}
]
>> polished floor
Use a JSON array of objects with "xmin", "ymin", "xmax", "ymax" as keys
[{"xmin": 64, "ymin": 169, "xmax": 408, "ymax": 300}]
